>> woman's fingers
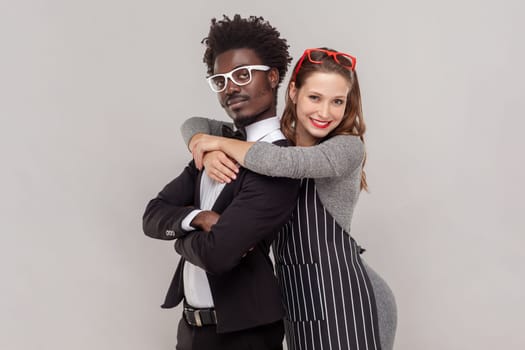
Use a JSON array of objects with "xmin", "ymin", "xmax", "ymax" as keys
[
  {"xmin": 193, "ymin": 148, "xmax": 204, "ymax": 170},
  {"xmin": 203, "ymin": 151, "xmax": 239, "ymax": 183}
]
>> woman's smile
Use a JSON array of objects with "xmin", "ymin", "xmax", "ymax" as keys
[{"xmin": 309, "ymin": 117, "xmax": 332, "ymax": 129}]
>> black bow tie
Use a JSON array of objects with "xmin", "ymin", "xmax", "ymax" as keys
[{"xmin": 222, "ymin": 124, "xmax": 247, "ymax": 141}]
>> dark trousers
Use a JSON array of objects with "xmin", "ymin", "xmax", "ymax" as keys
[{"xmin": 176, "ymin": 317, "xmax": 284, "ymax": 350}]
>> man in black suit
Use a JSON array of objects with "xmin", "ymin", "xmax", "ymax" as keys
[{"xmin": 142, "ymin": 15, "xmax": 300, "ymax": 350}]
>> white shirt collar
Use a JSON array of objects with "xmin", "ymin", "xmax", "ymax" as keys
[{"xmin": 244, "ymin": 116, "xmax": 282, "ymax": 142}]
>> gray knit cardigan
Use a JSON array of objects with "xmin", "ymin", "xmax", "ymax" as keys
[{"xmin": 180, "ymin": 117, "xmax": 365, "ymax": 235}]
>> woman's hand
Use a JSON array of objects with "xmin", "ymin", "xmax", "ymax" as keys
[
  {"xmin": 188, "ymin": 133, "xmax": 251, "ymax": 179},
  {"xmin": 189, "ymin": 134, "xmax": 224, "ymax": 169},
  {"xmin": 202, "ymin": 151, "xmax": 239, "ymax": 183}
]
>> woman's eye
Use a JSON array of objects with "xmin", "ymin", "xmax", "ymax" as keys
[
  {"xmin": 334, "ymin": 99, "xmax": 345, "ymax": 105},
  {"xmin": 308, "ymin": 95, "xmax": 319, "ymax": 101}
]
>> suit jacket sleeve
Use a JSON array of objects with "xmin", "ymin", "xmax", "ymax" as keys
[
  {"xmin": 174, "ymin": 171, "xmax": 299, "ymax": 275},
  {"xmin": 142, "ymin": 160, "xmax": 200, "ymax": 240}
]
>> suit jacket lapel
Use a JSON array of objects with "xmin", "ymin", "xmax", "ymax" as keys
[
  {"xmin": 194, "ymin": 167, "xmax": 203, "ymax": 208},
  {"xmin": 211, "ymin": 171, "xmax": 241, "ymax": 214}
]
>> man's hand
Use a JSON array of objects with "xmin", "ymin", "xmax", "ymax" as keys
[
  {"xmin": 191, "ymin": 210, "xmax": 254, "ymax": 256},
  {"xmin": 190, "ymin": 210, "xmax": 220, "ymax": 232}
]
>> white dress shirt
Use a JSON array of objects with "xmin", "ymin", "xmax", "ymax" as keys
[{"xmin": 181, "ymin": 116, "xmax": 284, "ymax": 308}]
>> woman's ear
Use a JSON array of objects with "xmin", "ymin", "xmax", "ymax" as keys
[{"xmin": 288, "ymin": 81, "xmax": 297, "ymax": 103}]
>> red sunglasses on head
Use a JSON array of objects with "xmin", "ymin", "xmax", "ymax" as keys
[{"xmin": 292, "ymin": 48, "xmax": 357, "ymax": 81}]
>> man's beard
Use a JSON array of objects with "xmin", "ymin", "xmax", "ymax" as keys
[
  {"xmin": 232, "ymin": 103, "xmax": 273, "ymax": 128},
  {"xmin": 228, "ymin": 87, "xmax": 276, "ymax": 128},
  {"xmin": 234, "ymin": 113, "xmax": 264, "ymax": 128}
]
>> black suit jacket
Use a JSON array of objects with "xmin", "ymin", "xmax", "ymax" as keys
[{"xmin": 142, "ymin": 139, "xmax": 300, "ymax": 333}]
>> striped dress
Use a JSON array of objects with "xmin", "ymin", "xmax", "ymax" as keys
[{"xmin": 274, "ymin": 178, "xmax": 381, "ymax": 350}]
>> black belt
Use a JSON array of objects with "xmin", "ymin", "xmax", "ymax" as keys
[{"xmin": 183, "ymin": 305, "xmax": 217, "ymax": 327}]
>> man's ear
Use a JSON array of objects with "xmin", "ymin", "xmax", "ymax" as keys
[
  {"xmin": 268, "ymin": 68, "xmax": 279, "ymax": 89},
  {"xmin": 288, "ymin": 81, "xmax": 297, "ymax": 103}
]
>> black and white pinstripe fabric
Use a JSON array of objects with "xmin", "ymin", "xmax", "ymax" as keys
[{"xmin": 273, "ymin": 179, "xmax": 381, "ymax": 350}]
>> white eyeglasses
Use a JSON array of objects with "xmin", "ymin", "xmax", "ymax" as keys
[{"xmin": 207, "ymin": 65, "xmax": 271, "ymax": 92}]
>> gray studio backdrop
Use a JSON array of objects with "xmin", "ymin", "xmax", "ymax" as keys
[{"xmin": 1, "ymin": 0, "xmax": 524, "ymax": 349}]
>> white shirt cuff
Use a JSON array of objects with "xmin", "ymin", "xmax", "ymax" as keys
[{"xmin": 181, "ymin": 209, "xmax": 202, "ymax": 231}]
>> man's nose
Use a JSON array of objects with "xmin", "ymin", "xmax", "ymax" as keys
[{"xmin": 225, "ymin": 77, "xmax": 241, "ymax": 94}]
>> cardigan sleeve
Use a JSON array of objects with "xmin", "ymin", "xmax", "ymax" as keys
[
  {"xmin": 180, "ymin": 116, "xmax": 233, "ymax": 146},
  {"xmin": 244, "ymin": 135, "xmax": 365, "ymax": 179}
]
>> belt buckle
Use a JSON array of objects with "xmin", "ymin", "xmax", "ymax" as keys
[{"xmin": 193, "ymin": 309, "xmax": 202, "ymax": 327}]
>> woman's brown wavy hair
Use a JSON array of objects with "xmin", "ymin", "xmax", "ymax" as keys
[{"xmin": 280, "ymin": 48, "xmax": 368, "ymax": 191}]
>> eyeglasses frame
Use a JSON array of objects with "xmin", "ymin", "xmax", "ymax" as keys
[{"xmin": 207, "ymin": 65, "xmax": 271, "ymax": 92}]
